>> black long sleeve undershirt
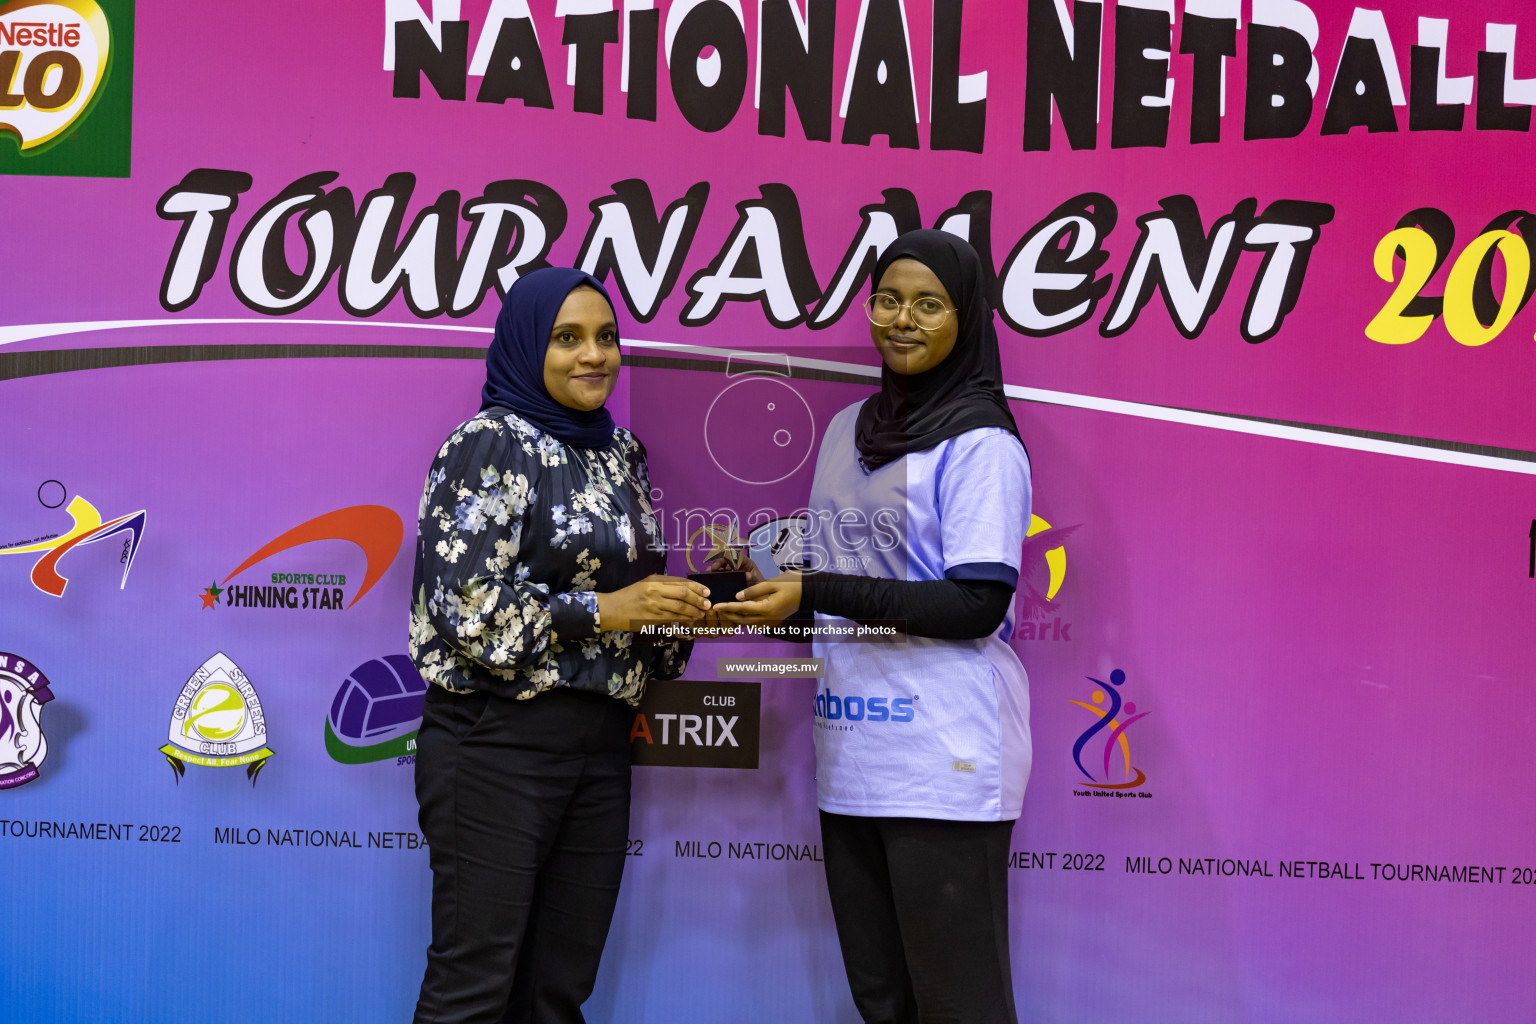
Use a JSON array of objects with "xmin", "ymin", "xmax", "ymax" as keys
[{"xmin": 798, "ymin": 572, "xmax": 1014, "ymax": 640}]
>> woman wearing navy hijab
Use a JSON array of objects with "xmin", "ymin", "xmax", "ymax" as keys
[
  {"xmin": 718, "ymin": 231, "xmax": 1031, "ymax": 1024},
  {"xmin": 409, "ymin": 267, "xmax": 710, "ymax": 1024}
]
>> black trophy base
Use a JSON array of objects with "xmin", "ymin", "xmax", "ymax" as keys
[{"xmin": 687, "ymin": 570, "xmax": 749, "ymax": 606}]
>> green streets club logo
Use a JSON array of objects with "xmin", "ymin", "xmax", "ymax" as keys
[
  {"xmin": 199, "ymin": 505, "xmax": 403, "ymax": 613},
  {"xmin": 0, "ymin": 651, "xmax": 54, "ymax": 789},
  {"xmin": 324, "ymin": 655, "xmax": 427, "ymax": 765},
  {"xmin": 0, "ymin": 0, "xmax": 131, "ymax": 176},
  {"xmin": 1017, "ymin": 514, "xmax": 1078, "ymax": 642},
  {"xmin": 0, "ymin": 484, "xmax": 146, "ymax": 597},
  {"xmin": 161, "ymin": 652, "xmax": 273, "ymax": 784}
]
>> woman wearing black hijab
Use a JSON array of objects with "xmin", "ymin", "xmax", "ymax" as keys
[
  {"xmin": 409, "ymin": 267, "xmax": 710, "ymax": 1024},
  {"xmin": 718, "ymin": 231, "xmax": 1032, "ymax": 1024}
]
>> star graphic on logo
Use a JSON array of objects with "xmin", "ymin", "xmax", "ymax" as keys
[{"xmin": 200, "ymin": 581, "xmax": 224, "ymax": 610}]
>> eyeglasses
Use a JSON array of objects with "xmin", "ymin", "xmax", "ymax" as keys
[{"xmin": 864, "ymin": 293, "xmax": 955, "ymax": 332}]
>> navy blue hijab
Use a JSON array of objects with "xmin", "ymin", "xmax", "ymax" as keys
[{"xmin": 481, "ymin": 267, "xmax": 619, "ymax": 449}]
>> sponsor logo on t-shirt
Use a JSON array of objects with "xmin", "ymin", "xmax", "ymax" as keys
[{"xmin": 812, "ymin": 685, "xmax": 915, "ymax": 724}]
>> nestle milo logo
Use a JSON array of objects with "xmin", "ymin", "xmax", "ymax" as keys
[{"xmin": 0, "ymin": 0, "xmax": 131, "ymax": 176}]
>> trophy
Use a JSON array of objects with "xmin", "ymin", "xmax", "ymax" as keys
[{"xmin": 685, "ymin": 522, "xmax": 751, "ymax": 605}]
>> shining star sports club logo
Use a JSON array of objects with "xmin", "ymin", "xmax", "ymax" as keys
[
  {"xmin": 0, "ymin": 0, "xmax": 133, "ymax": 177},
  {"xmin": 323, "ymin": 655, "xmax": 428, "ymax": 765},
  {"xmin": 0, "ymin": 651, "xmax": 54, "ymax": 789},
  {"xmin": 199, "ymin": 505, "xmax": 402, "ymax": 612},
  {"xmin": 0, "ymin": 482, "xmax": 146, "ymax": 597},
  {"xmin": 160, "ymin": 652, "xmax": 273, "ymax": 785},
  {"xmin": 1016, "ymin": 514, "xmax": 1078, "ymax": 642}
]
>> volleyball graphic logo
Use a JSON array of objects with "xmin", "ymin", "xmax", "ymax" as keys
[
  {"xmin": 0, "ymin": 652, "xmax": 54, "ymax": 790},
  {"xmin": 324, "ymin": 655, "xmax": 427, "ymax": 764},
  {"xmin": 160, "ymin": 652, "xmax": 274, "ymax": 784}
]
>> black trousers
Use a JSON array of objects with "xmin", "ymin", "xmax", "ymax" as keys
[
  {"xmin": 413, "ymin": 685, "xmax": 633, "ymax": 1024},
  {"xmin": 820, "ymin": 811, "xmax": 1019, "ymax": 1024}
]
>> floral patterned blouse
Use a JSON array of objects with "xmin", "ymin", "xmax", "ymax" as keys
[{"xmin": 409, "ymin": 408, "xmax": 690, "ymax": 705}]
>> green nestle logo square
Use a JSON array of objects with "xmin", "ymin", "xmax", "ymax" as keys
[{"xmin": 0, "ymin": 0, "xmax": 133, "ymax": 178}]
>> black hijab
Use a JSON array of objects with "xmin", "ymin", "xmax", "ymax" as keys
[
  {"xmin": 854, "ymin": 230, "xmax": 1020, "ymax": 471},
  {"xmin": 481, "ymin": 267, "xmax": 618, "ymax": 449}
]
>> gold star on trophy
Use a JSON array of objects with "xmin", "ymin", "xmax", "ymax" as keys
[{"xmin": 686, "ymin": 522, "xmax": 750, "ymax": 604}]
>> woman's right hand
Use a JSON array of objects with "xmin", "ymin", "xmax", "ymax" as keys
[{"xmin": 597, "ymin": 575, "xmax": 711, "ymax": 632}]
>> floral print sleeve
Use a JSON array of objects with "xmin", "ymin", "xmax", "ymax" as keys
[
  {"xmin": 414, "ymin": 415, "xmax": 596, "ymax": 681},
  {"xmin": 410, "ymin": 411, "xmax": 690, "ymax": 703}
]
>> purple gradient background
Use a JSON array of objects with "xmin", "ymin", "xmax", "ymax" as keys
[{"xmin": 2, "ymin": 2, "xmax": 1535, "ymax": 1022}]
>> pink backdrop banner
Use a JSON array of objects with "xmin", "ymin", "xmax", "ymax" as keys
[{"xmin": 2, "ymin": 2, "xmax": 1534, "ymax": 1022}]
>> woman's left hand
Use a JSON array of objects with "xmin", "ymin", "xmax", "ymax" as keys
[{"xmin": 712, "ymin": 573, "xmax": 801, "ymax": 625}]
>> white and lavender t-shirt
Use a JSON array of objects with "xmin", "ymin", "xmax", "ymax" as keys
[{"xmin": 807, "ymin": 401, "xmax": 1032, "ymax": 821}]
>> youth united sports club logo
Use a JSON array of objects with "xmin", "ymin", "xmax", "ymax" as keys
[
  {"xmin": 160, "ymin": 653, "xmax": 273, "ymax": 785},
  {"xmin": 0, "ymin": 651, "xmax": 54, "ymax": 789},
  {"xmin": 1070, "ymin": 669, "xmax": 1152, "ymax": 796}
]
